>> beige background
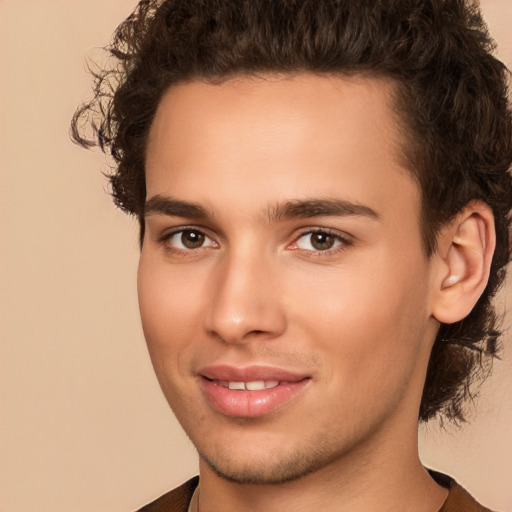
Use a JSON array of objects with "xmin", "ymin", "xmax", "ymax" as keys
[{"xmin": 0, "ymin": 1, "xmax": 511, "ymax": 511}]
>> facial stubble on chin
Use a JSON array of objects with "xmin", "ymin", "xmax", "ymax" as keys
[{"xmin": 194, "ymin": 431, "xmax": 356, "ymax": 486}]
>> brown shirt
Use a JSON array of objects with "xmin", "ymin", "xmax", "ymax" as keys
[{"xmin": 136, "ymin": 473, "xmax": 494, "ymax": 512}]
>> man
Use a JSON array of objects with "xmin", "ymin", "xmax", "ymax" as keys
[{"xmin": 72, "ymin": 0, "xmax": 512, "ymax": 510}]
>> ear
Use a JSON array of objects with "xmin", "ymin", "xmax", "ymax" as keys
[{"xmin": 431, "ymin": 201, "xmax": 496, "ymax": 324}]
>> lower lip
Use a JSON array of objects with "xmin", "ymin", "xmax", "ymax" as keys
[{"xmin": 199, "ymin": 378, "xmax": 310, "ymax": 418}]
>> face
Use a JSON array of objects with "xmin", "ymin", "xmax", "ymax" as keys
[{"xmin": 139, "ymin": 74, "xmax": 440, "ymax": 484}]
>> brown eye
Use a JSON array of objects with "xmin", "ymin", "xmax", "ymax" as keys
[
  {"xmin": 295, "ymin": 231, "xmax": 344, "ymax": 252},
  {"xmin": 164, "ymin": 228, "xmax": 217, "ymax": 252},
  {"xmin": 310, "ymin": 233, "xmax": 335, "ymax": 250},
  {"xmin": 181, "ymin": 229, "xmax": 205, "ymax": 248}
]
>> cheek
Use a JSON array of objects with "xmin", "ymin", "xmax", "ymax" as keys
[
  {"xmin": 136, "ymin": 256, "xmax": 214, "ymax": 421},
  {"xmin": 289, "ymin": 252, "xmax": 430, "ymax": 387},
  {"xmin": 137, "ymin": 255, "xmax": 206, "ymax": 369}
]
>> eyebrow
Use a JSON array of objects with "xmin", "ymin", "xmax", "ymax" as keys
[
  {"xmin": 267, "ymin": 198, "xmax": 380, "ymax": 222},
  {"xmin": 144, "ymin": 196, "xmax": 213, "ymax": 220},
  {"xmin": 144, "ymin": 195, "xmax": 380, "ymax": 222}
]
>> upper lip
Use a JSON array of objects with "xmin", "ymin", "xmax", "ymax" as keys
[{"xmin": 199, "ymin": 365, "xmax": 310, "ymax": 382}]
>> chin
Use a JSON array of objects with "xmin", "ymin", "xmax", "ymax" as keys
[{"xmin": 196, "ymin": 435, "xmax": 347, "ymax": 485}]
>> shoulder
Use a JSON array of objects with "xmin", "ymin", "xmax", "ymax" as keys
[
  {"xmin": 430, "ymin": 471, "xmax": 495, "ymax": 512},
  {"xmin": 135, "ymin": 476, "xmax": 199, "ymax": 512}
]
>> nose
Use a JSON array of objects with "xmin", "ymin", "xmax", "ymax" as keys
[{"xmin": 203, "ymin": 250, "xmax": 287, "ymax": 344}]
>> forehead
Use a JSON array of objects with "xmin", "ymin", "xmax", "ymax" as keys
[{"xmin": 145, "ymin": 73, "xmax": 419, "ymax": 221}]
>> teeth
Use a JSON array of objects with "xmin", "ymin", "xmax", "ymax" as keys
[
  {"xmin": 228, "ymin": 381, "xmax": 246, "ymax": 390},
  {"xmin": 223, "ymin": 380, "xmax": 280, "ymax": 390},
  {"xmin": 246, "ymin": 380, "xmax": 266, "ymax": 391},
  {"xmin": 246, "ymin": 380, "xmax": 279, "ymax": 390}
]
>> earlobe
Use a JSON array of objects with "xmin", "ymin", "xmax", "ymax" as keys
[{"xmin": 432, "ymin": 201, "xmax": 496, "ymax": 324}]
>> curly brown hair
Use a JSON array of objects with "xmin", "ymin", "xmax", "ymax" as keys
[{"xmin": 71, "ymin": 0, "xmax": 512, "ymax": 422}]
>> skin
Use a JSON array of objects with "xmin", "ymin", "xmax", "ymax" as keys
[{"xmin": 137, "ymin": 74, "xmax": 485, "ymax": 511}]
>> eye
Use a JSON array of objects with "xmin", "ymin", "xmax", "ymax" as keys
[
  {"xmin": 164, "ymin": 228, "xmax": 217, "ymax": 250},
  {"xmin": 294, "ymin": 231, "xmax": 345, "ymax": 251}
]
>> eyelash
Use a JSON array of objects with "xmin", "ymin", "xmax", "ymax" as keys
[
  {"xmin": 159, "ymin": 227, "xmax": 217, "ymax": 253},
  {"xmin": 291, "ymin": 228, "xmax": 353, "ymax": 256},
  {"xmin": 158, "ymin": 227, "xmax": 353, "ymax": 256}
]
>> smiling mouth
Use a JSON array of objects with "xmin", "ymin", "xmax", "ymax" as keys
[{"xmin": 199, "ymin": 369, "xmax": 311, "ymax": 417}]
